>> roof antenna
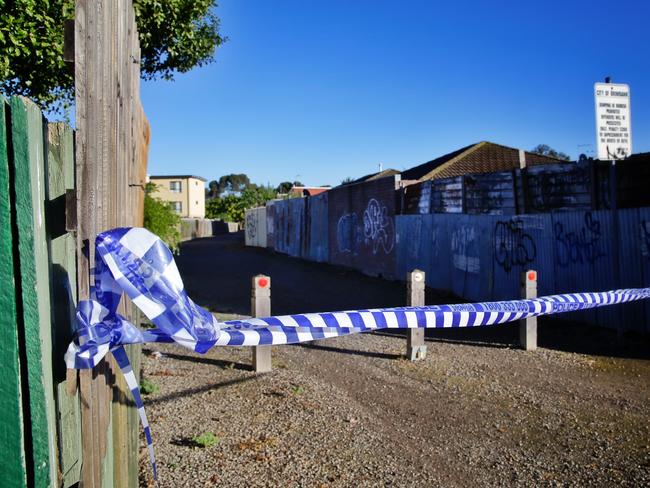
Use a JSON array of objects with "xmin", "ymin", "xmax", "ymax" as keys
[
  {"xmin": 378, "ymin": 162, "xmax": 383, "ymax": 172},
  {"xmin": 605, "ymin": 76, "xmax": 612, "ymax": 83}
]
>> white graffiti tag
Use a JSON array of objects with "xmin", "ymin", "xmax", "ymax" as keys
[{"xmin": 363, "ymin": 199, "xmax": 395, "ymax": 255}]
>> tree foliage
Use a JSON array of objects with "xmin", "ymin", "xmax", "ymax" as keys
[
  {"xmin": 0, "ymin": 0, "xmax": 224, "ymax": 110},
  {"xmin": 143, "ymin": 183, "xmax": 181, "ymax": 252},
  {"xmin": 0, "ymin": 0, "xmax": 75, "ymax": 109},
  {"xmin": 207, "ymin": 173, "xmax": 254, "ymax": 198},
  {"xmin": 134, "ymin": 0, "xmax": 225, "ymax": 81},
  {"xmin": 275, "ymin": 181, "xmax": 304, "ymax": 194},
  {"xmin": 531, "ymin": 144, "xmax": 571, "ymax": 161},
  {"xmin": 206, "ymin": 186, "xmax": 275, "ymax": 223}
]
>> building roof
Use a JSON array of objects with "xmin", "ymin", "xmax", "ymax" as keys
[
  {"xmin": 400, "ymin": 141, "xmax": 568, "ymax": 181},
  {"xmin": 344, "ymin": 168, "xmax": 400, "ymax": 186},
  {"xmin": 149, "ymin": 174, "xmax": 207, "ymax": 182},
  {"xmin": 290, "ymin": 186, "xmax": 330, "ymax": 197}
]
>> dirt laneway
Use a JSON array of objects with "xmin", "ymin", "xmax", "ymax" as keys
[{"xmin": 138, "ymin": 234, "xmax": 650, "ymax": 487}]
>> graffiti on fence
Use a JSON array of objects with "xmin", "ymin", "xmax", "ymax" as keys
[
  {"xmin": 641, "ymin": 220, "xmax": 650, "ymax": 258},
  {"xmin": 494, "ymin": 219, "xmax": 537, "ymax": 272},
  {"xmin": 363, "ymin": 199, "xmax": 395, "ymax": 255},
  {"xmin": 246, "ymin": 214, "xmax": 257, "ymax": 242},
  {"xmin": 431, "ymin": 226, "xmax": 441, "ymax": 259},
  {"xmin": 451, "ymin": 225, "xmax": 480, "ymax": 273},
  {"xmin": 407, "ymin": 218, "xmax": 422, "ymax": 260},
  {"xmin": 528, "ymin": 166, "xmax": 590, "ymax": 212},
  {"xmin": 554, "ymin": 212, "xmax": 606, "ymax": 266},
  {"xmin": 337, "ymin": 212, "xmax": 360, "ymax": 254}
]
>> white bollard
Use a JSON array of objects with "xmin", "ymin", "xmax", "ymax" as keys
[
  {"xmin": 251, "ymin": 275, "xmax": 272, "ymax": 372},
  {"xmin": 407, "ymin": 269, "xmax": 427, "ymax": 360},
  {"xmin": 520, "ymin": 270, "xmax": 537, "ymax": 351}
]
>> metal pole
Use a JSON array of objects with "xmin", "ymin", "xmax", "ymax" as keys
[
  {"xmin": 251, "ymin": 275, "xmax": 272, "ymax": 372},
  {"xmin": 406, "ymin": 269, "xmax": 427, "ymax": 360}
]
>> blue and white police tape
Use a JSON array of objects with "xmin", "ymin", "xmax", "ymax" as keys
[{"xmin": 64, "ymin": 227, "xmax": 650, "ymax": 480}]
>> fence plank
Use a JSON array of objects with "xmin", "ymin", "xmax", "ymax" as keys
[
  {"xmin": 48, "ymin": 122, "xmax": 83, "ymax": 488},
  {"xmin": 0, "ymin": 97, "xmax": 29, "ymax": 487},
  {"xmin": 10, "ymin": 96, "xmax": 58, "ymax": 487}
]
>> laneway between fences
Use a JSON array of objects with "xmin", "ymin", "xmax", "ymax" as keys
[
  {"xmin": 138, "ymin": 232, "xmax": 650, "ymax": 486},
  {"xmin": 138, "ymin": 330, "xmax": 650, "ymax": 487}
]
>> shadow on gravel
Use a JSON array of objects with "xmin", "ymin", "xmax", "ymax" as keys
[
  {"xmin": 145, "ymin": 376, "xmax": 255, "ymax": 406},
  {"xmin": 176, "ymin": 233, "xmax": 650, "ymax": 362},
  {"xmin": 157, "ymin": 350, "xmax": 250, "ymax": 372},
  {"xmin": 297, "ymin": 342, "xmax": 403, "ymax": 360},
  {"xmin": 421, "ymin": 319, "xmax": 650, "ymax": 360}
]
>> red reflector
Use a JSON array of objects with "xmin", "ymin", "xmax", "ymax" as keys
[
  {"xmin": 258, "ymin": 278, "xmax": 268, "ymax": 288},
  {"xmin": 528, "ymin": 271, "xmax": 536, "ymax": 281}
]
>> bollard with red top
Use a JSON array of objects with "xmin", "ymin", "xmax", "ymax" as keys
[
  {"xmin": 407, "ymin": 269, "xmax": 427, "ymax": 360},
  {"xmin": 520, "ymin": 270, "xmax": 537, "ymax": 351},
  {"xmin": 251, "ymin": 274, "xmax": 272, "ymax": 372}
]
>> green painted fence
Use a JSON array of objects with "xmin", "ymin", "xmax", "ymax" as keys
[{"xmin": 0, "ymin": 96, "xmax": 142, "ymax": 487}]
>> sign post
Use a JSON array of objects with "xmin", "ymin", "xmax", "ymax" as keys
[{"xmin": 594, "ymin": 81, "xmax": 632, "ymax": 160}]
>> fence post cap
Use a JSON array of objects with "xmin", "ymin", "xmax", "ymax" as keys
[
  {"xmin": 408, "ymin": 269, "xmax": 425, "ymax": 282},
  {"xmin": 252, "ymin": 274, "xmax": 270, "ymax": 289},
  {"xmin": 523, "ymin": 270, "xmax": 537, "ymax": 282}
]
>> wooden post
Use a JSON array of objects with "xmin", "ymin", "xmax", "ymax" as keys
[
  {"xmin": 407, "ymin": 269, "xmax": 427, "ymax": 360},
  {"xmin": 520, "ymin": 270, "xmax": 537, "ymax": 351},
  {"xmin": 252, "ymin": 275, "xmax": 272, "ymax": 372}
]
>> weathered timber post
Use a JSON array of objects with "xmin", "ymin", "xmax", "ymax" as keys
[
  {"xmin": 407, "ymin": 269, "xmax": 427, "ymax": 360},
  {"xmin": 520, "ymin": 270, "xmax": 537, "ymax": 351},
  {"xmin": 252, "ymin": 275, "xmax": 272, "ymax": 372}
]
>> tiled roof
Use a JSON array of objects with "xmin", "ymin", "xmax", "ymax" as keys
[
  {"xmin": 348, "ymin": 168, "xmax": 400, "ymax": 185},
  {"xmin": 401, "ymin": 142, "xmax": 568, "ymax": 181}
]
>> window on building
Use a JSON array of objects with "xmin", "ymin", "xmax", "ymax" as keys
[
  {"xmin": 171, "ymin": 202, "xmax": 182, "ymax": 213},
  {"xmin": 170, "ymin": 181, "xmax": 182, "ymax": 193}
]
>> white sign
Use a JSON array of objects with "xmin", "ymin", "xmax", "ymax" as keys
[{"xmin": 594, "ymin": 82, "xmax": 632, "ymax": 160}]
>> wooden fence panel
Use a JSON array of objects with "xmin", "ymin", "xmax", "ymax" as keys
[
  {"xmin": 10, "ymin": 96, "xmax": 59, "ymax": 487},
  {"xmin": 75, "ymin": 0, "xmax": 148, "ymax": 485},
  {"xmin": 0, "ymin": 97, "xmax": 29, "ymax": 488}
]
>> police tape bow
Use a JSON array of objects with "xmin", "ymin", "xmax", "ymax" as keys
[{"xmin": 65, "ymin": 227, "xmax": 650, "ymax": 480}]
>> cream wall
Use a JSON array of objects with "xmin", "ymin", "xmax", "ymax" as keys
[{"xmin": 149, "ymin": 176, "xmax": 206, "ymax": 218}]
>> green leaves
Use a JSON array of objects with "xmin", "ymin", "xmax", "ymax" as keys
[
  {"xmin": 205, "ymin": 186, "xmax": 276, "ymax": 223},
  {"xmin": 0, "ymin": 0, "xmax": 224, "ymax": 110},
  {"xmin": 191, "ymin": 432, "xmax": 220, "ymax": 448},
  {"xmin": 0, "ymin": 0, "xmax": 75, "ymax": 110},
  {"xmin": 143, "ymin": 183, "xmax": 181, "ymax": 252},
  {"xmin": 133, "ymin": 0, "xmax": 225, "ymax": 81}
]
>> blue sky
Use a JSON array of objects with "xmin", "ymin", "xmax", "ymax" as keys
[{"xmin": 142, "ymin": 0, "xmax": 649, "ymax": 188}]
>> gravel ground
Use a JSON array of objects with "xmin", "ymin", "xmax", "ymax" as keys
[{"xmin": 139, "ymin": 325, "xmax": 650, "ymax": 487}]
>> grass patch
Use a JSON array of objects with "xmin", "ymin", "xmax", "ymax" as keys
[
  {"xmin": 140, "ymin": 378, "xmax": 159, "ymax": 395},
  {"xmin": 191, "ymin": 432, "xmax": 220, "ymax": 448}
]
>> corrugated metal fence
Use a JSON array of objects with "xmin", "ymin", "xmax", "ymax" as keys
[
  {"xmin": 396, "ymin": 209, "xmax": 650, "ymax": 334},
  {"xmin": 246, "ymin": 164, "xmax": 650, "ymax": 333}
]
